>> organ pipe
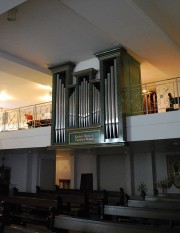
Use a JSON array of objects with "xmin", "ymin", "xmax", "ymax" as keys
[
  {"xmin": 69, "ymin": 89, "xmax": 76, "ymax": 127},
  {"xmin": 104, "ymin": 59, "xmax": 119, "ymax": 139},
  {"xmin": 55, "ymin": 75, "xmax": 66, "ymax": 143},
  {"xmin": 78, "ymin": 78, "xmax": 90, "ymax": 128}
]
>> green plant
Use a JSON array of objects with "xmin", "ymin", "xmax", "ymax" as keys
[
  {"xmin": 137, "ymin": 182, "xmax": 147, "ymax": 193},
  {"xmin": 157, "ymin": 177, "xmax": 172, "ymax": 194}
]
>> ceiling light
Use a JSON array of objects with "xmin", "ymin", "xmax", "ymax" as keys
[
  {"xmin": 0, "ymin": 91, "xmax": 13, "ymax": 101},
  {"xmin": 40, "ymin": 92, "xmax": 52, "ymax": 102},
  {"xmin": 7, "ymin": 8, "xmax": 17, "ymax": 22},
  {"xmin": 173, "ymin": 142, "xmax": 179, "ymax": 146},
  {"xmin": 38, "ymin": 84, "xmax": 52, "ymax": 90}
]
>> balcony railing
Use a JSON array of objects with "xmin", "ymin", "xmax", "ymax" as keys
[
  {"xmin": 0, "ymin": 102, "xmax": 52, "ymax": 132},
  {"xmin": 122, "ymin": 77, "xmax": 180, "ymax": 116},
  {"xmin": 0, "ymin": 77, "xmax": 179, "ymax": 132}
]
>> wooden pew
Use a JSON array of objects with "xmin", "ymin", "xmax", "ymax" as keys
[
  {"xmin": 100, "ymin": 204, "xmax": 180, "ymax": 227},
  {"xmin": 58, "ymin": 192, "xmax": 89, "ymax": 218},
  {"xmin": 36, "ymin": 186, "xmax": 81, "ymax": 195},
  {"xmin": 128, "ymin": 200, "xmax": 180, "ymax": 210},
  {"xmin": 14, "ymin": 190, "xmax": 59, "ymax": 200},
  {"xmin": 36, "ymin": 187, "xmax": 106, "ymax": 218},
  {"xmin": 87, "ymin": 190, "xmax": 107, "ymax": 218},
  {"xmin": 53, "ymin": 215, "xmax": 180, "ymax": 233},
  {"xmin": 0, "ymin": 195, "xmax": 61, "ymax": 230},
  {"xmin": 38, "ymin": 188, "xmax": 89, "ymax": 217},
  {"xmin": 145, "ymin": 195, "xmax": 180, "ymax": 202},
  {"xmin": 13, "ymin": 188, "xmax": 89, "ymax": 218},
  {"xmin": 0, "ymin": 201, "xmax": 10, "ymax": 232},
  {"xmin": 106, "ymin": 189, "xmax": 132, "ymax": 206},
  {"xmin": 36, "ymin": 188, "xmax": 127, "ymax": 218},
  {"xmin": 0, "ymin": 201, "xmax": 4, "ymax": 231}
]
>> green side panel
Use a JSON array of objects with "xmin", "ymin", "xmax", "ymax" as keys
[{"xmin": 123, "ymin": 53, "xmax": 142, "ymax": 116}]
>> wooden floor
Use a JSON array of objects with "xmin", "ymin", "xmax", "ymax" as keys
[
  {"xmin": 4, "ymin": 224, "xmax": 80, "ymax": 233},
  {"xmin": 4, "ymin": 224, "xmax": 49, "ymax": 233}
]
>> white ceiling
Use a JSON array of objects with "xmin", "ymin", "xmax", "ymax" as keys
[{"xmin": 0, "ymin": 0, "xmax": 180, "ymax": 108}]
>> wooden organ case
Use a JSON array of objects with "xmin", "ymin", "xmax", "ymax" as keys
[{"xmin": 49, "ymin": 47, "xmax": 141, "ymax": 147}]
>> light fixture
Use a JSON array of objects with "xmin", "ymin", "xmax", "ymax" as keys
[
  {"xmin": 0, "ymin": 91, "xmax": 13, "ymax": 101},
  {"xmin": 40, "ymin": 91, "xmax": 52, "ymax": 102},
  {"xmin": 7, "ymin": 8, "xmax": 17, "ymax": 22},
  {"xmin": 173, "ymin": 142, "xmax": 179, "ymax": 146},
  {"xmin": 38, "ymin": 84, "xmax": 52, "ymax": 91}
]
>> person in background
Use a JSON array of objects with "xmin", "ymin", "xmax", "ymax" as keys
[{"xmin": 168, "ymin": 93, "xmax": 175, "ymax": 109}]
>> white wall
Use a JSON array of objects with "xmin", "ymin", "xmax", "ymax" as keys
[
  {"xmin": 127, "ymin": 110, "xmax": 180, "ymax": 141},
  {"xmin": 73, "ymin": 149, "xmax": 98, "ymax": 190},
  {"xmin": 133, "ymin": 152, "xmax": 154, "ymax": 196},
  {"xmin": 3, "ymin": 143, "xmax": 180, "ymax": 195},
  {"xmin": 0, "ymin": 127, "xmax": 51, "ymax": 149},
  {"xmin": 99, "ymin": 153, "xmax": 126, "ymax": 192},
  {"xmin": 4, "ymin": 148, "xmax": 55, "ymax": 192},
  {"xmin": 56, "ymin": 150, "xmax": 74, "ymax": 188},
  {"xmin": 74, "ymin": 57, "xmax": 99, "ymax": 78},
  {"xmin": 6, "ymin": 153, "xmax": 28, "ymax": 192},
  {"xmin": 40, "ymin": 158, "xmax": 56, "ymax": 190}
]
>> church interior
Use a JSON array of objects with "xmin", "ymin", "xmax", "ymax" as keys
[{"xmin": 0, "ymin": 0, "xmax": 180, "ymax": 232}]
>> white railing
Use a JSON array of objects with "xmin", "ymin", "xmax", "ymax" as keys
[
  {"xmin": 0, "ymin": 102, "xmax": 52, "ymax": 132},
  {"xmin": 0, "ymin": 77, "xmax": 179, "ymax": 132},
  {"xmin": 122, "ymin": 77, "xmax": 180, "ymax": 116}
]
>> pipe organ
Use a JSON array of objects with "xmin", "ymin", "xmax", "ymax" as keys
[{"xmin": 49, "ymin": 47, "xmax": 141, "ymax": 148}]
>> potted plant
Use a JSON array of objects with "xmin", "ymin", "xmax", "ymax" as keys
[
  {"xmin": 137, "ymin": 182, "xmax": 147, "ymax": 200},
  {"xmin": 157, "ymin": 178, "xmax": 172, "ymax": 195}
]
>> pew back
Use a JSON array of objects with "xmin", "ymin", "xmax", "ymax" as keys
[
  {"xmin": 0, "ymin": 195, "xmax": 60, "ymax": 229},
  {"xmin": 54, "ymin": 215, "xmax": 180, "ymax": 233},
  {"xmin": 128, "ymin": 200, "xmax": 180, "ymax": 210},
  {"xmin": 102, "ymin": 204, "xmax": 180, "ymax": 227}
]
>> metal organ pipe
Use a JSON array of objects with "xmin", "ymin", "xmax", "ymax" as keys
[
  {"xmin": 87, "ymin": 81, "xmax": 90, "ymax": 126},
  {"xmin": 73, "ymin": 89, "xmax": 76, "ymax": 127},
  {"xmin": 110, "ymin": 66, "xmax": 115, "ymax": 138},
  {"xmin": 104, "ymin": 59, "xmax": 119, "ymax": 139},
  {"xmin": 69, "ymin": 89, "xmax": 76, "ymax": 128},
  {"xmin": 114, "ymin": 59, "xmax": 119, "ymax": 136},
  {"xmin": 92, "ymin": 84, "xmax": 100, "ymax": 125},
  {"xmin": 78, "ymin": 78, "xmax": 90, "ymax": 128},
  {"xmin": 55, "ymin": 75, "xmax": 60, "ymax": 143},
  {"xmin": 92, "ymin": 85, "xmax": 95, "ymax": 124},
  {"xmin": 55, "ymin": 75, "xmax": 66, "ymax": 144},
  {"xmin": 107, "ymin": 73, "xmax": 112, "ymax": 139},
  {"xmin": 69, "ymin": 94, "xmax": 71, "ymax": 127},
  {"xmin": 79, "ymin": 83, "xmax": 82, "ymax": 127},
  {"xmin": 104, "ymin": 79, "xmax": 109, "ymax": 138},
  {"xmin": 60, "ymin": 83, "xmax": 65, "ymax": 143}
]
